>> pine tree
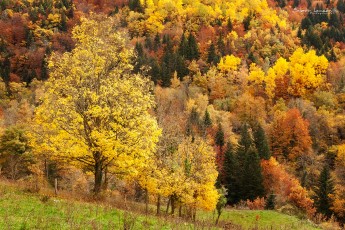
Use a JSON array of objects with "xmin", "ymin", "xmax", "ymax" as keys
[
  {"xmin": 293, "ymin": 0, "xmax": 299, "ymax": 8},
  {"xmin": 217, "ymin": 34, "xmax": 226, "ymax": 56},
  {"xmin": 314, "ymin": 165, "xmax": 335, "ymax": 218},
  {"xmin": 337, "ymin": 0, "xmax": 345, "ymax": 13},
  {"xmin": 178, "ymin": 33, "xmax": 188, "ymax": 57},
  {"xmin": 187, "ymin": 33, "xmax": 200, "ymax": 60},
  {"xmin": 253, "ymin": 124, "xmax": 271, "ymax": 160},
  {"xmin": 223, "ymin": 143, "xmax": 241, "ymax": 204},
  {"xmin": 59, "ymin": 11, "xmax": 67, "ymax": 32},
  {"xmin": 129, "ymin": 0, "xmax": 143, "ymax": 12},
  {"xmin": 203, "ymin": 109, "xmax": 212, "ymax": 128},
  {"xmin": 265, "ymin": 193, "xmax": 276, "ymax": 210},
  {"xmin": 227, "ymin": 18, "xmax": 233, "ymax": 32},
  {"xmin": 207, "ymin": 43, "xmax": 218, "ymax": 65},
  {"xmin": 149, "ymin": 58, "xmax": 161, "ymax": 84},
  {"xmin": 144, "ymin": 36, "xmax": 153, "ymax": 50},
  {"xmin": 238, "ymin": 124, "xmax": 252, "ymax": 153},
  {"xmin": 153, "ymin": 33, "xmax": 160, "ymax": 51},
  {"xmin": 242, "ymin": 146, "xmax": 265, "ymax": 200},
  {"xmin": 243, "ymin": 15, "xmax": 252, "ymax": 31},
  {"xmin": 215, "ymin": 123, "xmax": 225, "ymax": 148}
]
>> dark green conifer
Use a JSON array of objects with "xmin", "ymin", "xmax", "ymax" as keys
[
  {"xmin": 153, "ymin": 33, "xmax": 161, "ymax": 51},
  {"xmin": 207, "ymin": 43, "xmax": 218, "ymax": 64},
  {"xmin": 187, "ymin": 33, "xmax": 200, "ymax": 60},
  {"xmin": 314, "ymin": 165, "xmax": 335, "ymax": 218},
  {"xmin": 227, "ymin": 18, "xmax": 233, "ymax": 32},
  {"xmin": 203, "ymin": 109, "xmax": 212, "ymax": 128},
  {"xmin": 178, "ymin": 33, "xmax": 188, "ymax": 57},
  {"xmin": 215, "ymin": 123, "xmax": 225, "ymax": 148},
  {"xmin": 223, "ymin": 143, "xmax": 240, "ymax": 204},
  {"xmin": 253, "ymin": 124, "xmax": 271, "ymax": 160},
  {"xmin": 265, "ymin": 194, "xmax": 276, "ymax": 210},
  {"xmin": 241, "ymin": 146, "xmax": 265, "ymax": 200}
]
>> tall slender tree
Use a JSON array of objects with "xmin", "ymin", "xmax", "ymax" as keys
[
  {"xmin": 253, "ymin": 124, "xmax": 271, "ymax": 160},
  {"xmin": 314, "ymin": 165, "xmax": 335, "ymax": 218}
]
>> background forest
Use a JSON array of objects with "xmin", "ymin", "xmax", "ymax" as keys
[{"xmin": 1, "ymin": 0, "xmax": 345, "ymax": 228}]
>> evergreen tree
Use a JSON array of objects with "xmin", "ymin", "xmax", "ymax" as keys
[
  {"xmin": 243, "ymin": 15, "xmax": 252, "ymax": 31},
  {"xmin": 149, "ymin": 58, "xmax": 161, "ymax": 84},
  {"xmin": 187, "ymin": 33, "xmax": 200, "ymax": 60},
  {"xmin": 129, "ymin": 0, "xmax": 143, "ymax": 12},
  {"xmin": 337, "ymin": 0, "xmax": 345, "ymax": 13},
  {"xmin": 144, "ymin": 36, "xmax": 153, "ymax": 50},
  {"xmin": 153, "ymin": 33, "xmax": 160, "ymax": 51},
  {"xmin": 178, "ymin": 33, "xmax": 188, "ymax": 57},
  {"xmin": 329, "ymin": 13, "xmax": 340, "ymax": 28},
  {"xmin": 265, "ymin": 194, "xmax": 276, "ymax": 210},
  {"xmin": 253, "ymin": 124, "xmax": 271, "ymax": 160},
  {"xmin": 174, "ymin": 54, "xmax": 189, "ymax": 79},
  {"xmin": 134, "ymin": 42, "xmax": 147, "ymax": 73},
  {"xmin": 223, "ymin": 143, "xmax": 241, "ymax": 204},
  {"xmin": 227, "ymin": 18, "xmax": 233, "ymax": 32},
  {"xmin": 59, "ymin": 11, "xmax": 67, "ymax": 32},
  {"xmin": 215, "ymin": 123, "xmax": 225, "ymax": 148},
  {"xmin": 293, "ymin": 0, "xmax": 299, "ymax": 8},
  {"xmin": 203, "ymin": 109, "xmax": 212, "ymax": 128},
  {"xmin": 248, "ymin": 52, "xmax": 256, "ymax": 64},
  {"xmin": 328, "ymin": 48, "xmax": 337, "ymax": 62},
  {"xmin": 161, "ymin": 38, "xmax": 174, "ymax": 86},
  {"xmin": 207, "ymin": 43, "xmax": 218, "ymax": 65},
  {"xmin": 241, "ymin": 146, "xmax": 265, "ymax": 200},
  {"xmin": 314, "ymin": 165, "xmax": 335, "ymax": 218},
  {"xmin": 217, "ymin": 34, "xmax": 226, "ymax": 56},
  {"xmin": 238, "ymin": 124, "xmax": 252, "ymax": 153}
]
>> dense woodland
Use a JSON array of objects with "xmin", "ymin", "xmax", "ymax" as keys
[{"xmin": 1, "ymin": 0, "xmax": 345, "ymax": 227}]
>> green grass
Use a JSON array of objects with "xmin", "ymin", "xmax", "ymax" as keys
[
  {"xmin": 0, "ymin": 183, "xmax": 320, "ymax": 230},
  {"xmin": 218, "ymin": 210, "xmax": 318, "ymax": 229}
]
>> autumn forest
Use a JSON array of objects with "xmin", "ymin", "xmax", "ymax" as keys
[{"xmin": 1, "ymin": 0, "xmax": 345, "ymax": 229}]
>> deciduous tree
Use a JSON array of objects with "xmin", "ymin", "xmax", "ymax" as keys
[{"xmin": 31, "ymin": 16, "xmax": 161, "ymax": 195}]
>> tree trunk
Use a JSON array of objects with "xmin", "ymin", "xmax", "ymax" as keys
[
  {"xmin": 193, "ymin": 208, "xmax": 196, "ymax": 222},
  {"xmin": 216, "ymin": 211, "xmax": 221, "ymax": 225},
  {"xmin": 93, "ymin": 155, "xmax": 103, "ymax": 195},
  {"xmin": 171, "ymin": 195, "xmax": 176, "ymax": 215},
  {"xmin": 166, "ymin": 196, "xmax": 171, "ymax": 214},
  {"xmin": 156, "ymin": 195, "xmax": 161, "ymax": 216},
  {"xmin": 179, "ymin": 205, "xmax": 182, "ymax": 217},
  {"xmin": 102, "ymin": 166, "xmax": 108, "ymax": 191},
  {"xmin": 145, "ymin": 189, "xmax": 149, "ymax": 215}
]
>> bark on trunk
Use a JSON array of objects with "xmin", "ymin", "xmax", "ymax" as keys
[
  {"xmin": 102, "ymin": 166, "xmax": 108, "ymax": 191},
  {"xmin": 93, "ymin": 155, "xmax": 103, "ymax": 195},
  {"xmin": 171, "ymin": 195, "xmax": 176, "ymax": 215},
  {"xmin": 156, "ymin": 195, "xmax": 161, "ymax": 216},
  {"xmin": 166, "ymin": 196, "xmax": 171, "ymax": 214}
]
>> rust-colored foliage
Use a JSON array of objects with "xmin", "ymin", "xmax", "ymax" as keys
[
  {"xmin": 261, "ymin": 158, "xmax": 315, "ymax": 216},
  {"xmin": 270, "ymin": 108, "xmax": 312, "ymax": 161}
]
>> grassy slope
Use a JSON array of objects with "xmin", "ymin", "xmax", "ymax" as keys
[{"xmin": 0, "ymin": 183, "xmax": 320, "ymax": 230}]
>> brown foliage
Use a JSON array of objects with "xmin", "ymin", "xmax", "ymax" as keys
[
  {"xmin": 261, "ymin": 158, "xmax": 315, "ymax": 216},
  {"xmin": 270, "ymin": 108, "xmax": 312, "ymax": 161}
]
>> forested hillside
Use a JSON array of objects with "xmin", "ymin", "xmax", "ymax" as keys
[{"xmin": 1, "ymin": 0, "xmax": 345, "ymax": 228}]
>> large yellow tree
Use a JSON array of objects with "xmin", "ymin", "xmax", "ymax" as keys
[{"xmin": 31, "ymin": 16, "xmax": 161, "ymax": 195}]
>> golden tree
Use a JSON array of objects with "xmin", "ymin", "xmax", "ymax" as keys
[{"xmin": 31, "ymin": 16, "xmax": 161, "ymax": 195}]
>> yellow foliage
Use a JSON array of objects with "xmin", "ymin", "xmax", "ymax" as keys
[
  {"xmin": 138, "ymin": 137, "xmax": 219, "ymax": 211},
  {"xmin": 217, "ymin": 55, "xmax": 241, "ymax": 72},
  {"xmin": 248, "ymin": 48, "xmax": 329, "ymax": 99},
  {"xmin": 31, "ymin": 16, "xmax": 161, "ymax": 193}
]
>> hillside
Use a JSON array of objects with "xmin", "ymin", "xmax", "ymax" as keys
[
  {"xmin": 1, "ymin": 0, "xmax": 345, "ymax": 228},
  {"xmin": 0, "ymin": 182, "xmax": 319, "ymax": 230}
]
